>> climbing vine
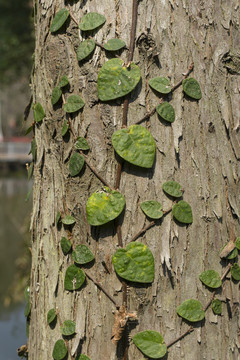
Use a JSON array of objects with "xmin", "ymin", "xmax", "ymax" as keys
[{"xmin": 22, "ymin": 1, "xmax": 240, "ymax": 360}]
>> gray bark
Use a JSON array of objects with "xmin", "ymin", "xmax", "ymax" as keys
[{"xmin": 29, "ymin": 1, "xmax": 240, "ymax": 359}]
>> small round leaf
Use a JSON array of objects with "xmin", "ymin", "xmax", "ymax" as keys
[
  {"xmin": 140, "ymin": 201, "xmax": 163, "ymax": 219},
  {"xmin": 235, "ymin": 237, "xmax": 240, "ymax": 250},
  {"xmin": 177, "ymin": 299, "xmax": 205, "ymax": 322},
  {"xmin": 64, "ymin": 264, "xmax": 85, "ymax": 291},
  {"xmin": 182, "ymin": 78, "xmax": 202, "ymax": 100},
  {"xmin": 51, "ymin": 87, "xmax": 62, "ymax": 105},
  {"xmin": 61, "ymin": 120, "xmax": 69, "ymax": 137},
  {"xmin": 33, "ymin": 103, "xmax": 45, "ymax": 123},
  {"xmin": 79, "ymin": 12, "xmax": 106, "ymax": 31},
  {"xmin": 199, "ymin": 270, "xmax": 222, "ymax": 289},
  {"xmin": 47, "ymin": 308, "xmax": 57, "ymax": 324},
  {"xmin": 162, "ymin": 181, "xmax": 182, "ymax": 198},
  {"xmin": 61, "ymin": 320, "xmax": 76, "ymax": 336},
  {"xmin": 156, "ymin": 102, "xmax": 175, "ymax": 123},
  {"xmin": 75, "ymin": 137, "xmax": 90, "ymax": 150},
  {"xmin": 63, "ymin": 95, "xmax": 85, "ymax": 113},
  {"xmin": 104, "ymin": 38, "xmax": 126, "ymax": 51},
  {"xmin": 52, "ymin": 339, "xmax": 68, "ymax": 360},
  {"xmin": 76, "ymin": 39, "xmax": 96, "ymax": 61},
  {"xmin": 51, "ymin": 9, "xmax": 69, "ymax": 33},
  {"xmin": 61, "ymin": 237, "xmax": 72, "ymax": 255},
  {"xmin": 76, "ymin": 356, "xmax": 91, "ymax": 360},
  {"xmin": 231, "ymin": 263, "xmax": 240, "ymax": 281},
  {"xmin": 112, "ymin": 125, "xmax": 155, "ymax": 168},
  {"xmin": 72, "ymin": 245, "xmax": 94, "ymax": 265},
  {"xmin": 112, "ymin": 242, "xmax": 154, "ymax": 283},
  {"xmin": 149, "ymin": 77, "xmax": 171, "ymax": 94},
  {"xmin": 69, "ymin": 153, "xmax": 84, "ymax": 176},
  {"xmin": 211, "ymin": 299, "xmax": 222, "ymax": 315},
  {"xmin": 62, "ymin": 215, "xmax": 76, "ymax": 225},
  {"xmin": 172, "ymin": 200, "xmax": 193, "ymax": 224},
  {"xmin": 133, "ymin": 330, "xmax": 167, "ymax": 359},
  {"xmin": 98, "ymin": 58, "xmax": 141, "ymax": 101},
  {"xmin": 58, "ymin": 75, "xmax": 69, "ymax": 88},
  {"xmin": 86, "ymin": 187, "xmax": 125, "ymax": 226}
]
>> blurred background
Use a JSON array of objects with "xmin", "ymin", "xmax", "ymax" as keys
[{"xmin": 0, "ymin": 0, "xmax": 34, "ymax": 358}]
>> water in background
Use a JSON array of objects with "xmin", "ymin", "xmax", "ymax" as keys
[{"xmin": 0, "ymin": 172, "xmax": 31, "ymax": 359}]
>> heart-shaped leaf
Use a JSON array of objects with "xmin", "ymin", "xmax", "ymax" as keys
[
  {"xmin": 47, "ymin": 308, "xmax": 57, "ymax": 325},
  {"xmin": 61, "ymin": 320, "xmax": 76, "ymax": 336},
  {"xmin": 58, "ymin": 75, "xmax": 69, "ymax": 88},
  {"xmin": 61, "ymin": 237, "xmax": 72, "ymax": 255},
  {"xmin": 199, "ymin": 270, "xmax": 222, "ymax": 289},
  {"xmin": 69, "ymin": 153, "xmax": 84, "ymax": 176},
  {"xmin": 156, "ymin": 102, "xmax": 175, "ymax": 123},
  {"xmin": 77, "ymin": 39, "xmax": 96, "ymax": 61},
  {"xmin": 140, "ymin": 201, "xmax": 163, "ymax": 219},
  {"xmin": 51, "ymin": 8, "xmax": 69, "ymax": 33},
  {"xmin": 133, "ymin": 330, "xmax": 167, "ymax": 359},
  {"xmin": 75, "ymin": 137, "xmax": 90, "ymax": 150},
  {"xmin": 112, "ymin": 125, "xmax": 155, "ymax": 168},
  {"xmin": 104, "ymin": 38, "xmax": 126, "ymax": 51},
  {"xmin": 231, "ymin": 263, "xmax": 240, "ymax": 281},
  {"xmin": 64, "ymin": 264, "xmax": 85, "ymax": 291},
  {"xmin": 149, "ymin": 77, "xmax": 171, "ymax": 94},
  {"xmin": 51, "ymin": 86, "xmax": 62, "ymax": 105},
  {"xmin": 61, "ymin": 120, "xmax": 69, "ymax": 136},
  {"xmin": 211, "ymin": 299, "xmax": 222, "ymax": 315},
  {"xmin": 79, "ymin": 12, "xmax": 106, "ymax": 31},
  {"xmin": 33, "ymin": 103, "xmax": 45, "ymax": 122},
  {"xmin": 98, "ymin": 58, "xmax": 141, "ymax": 101},
  {"xmin": 162, "ymin": 181, "xmax": 183, "ymax": 198},
  {"xmin": 182, "ymin": 78, "xmax": 202, "ymax": 100},
  {"xmin": 112, "ymin": 242, "xmax": 154, "ymax": 283},
  {"xmin": 172, "ymin": 200, "xmax": 193, "ymax": 224},
  {"xmin": 72, "ymin": 245, "xmax": 94, "ymax": 265},
  {"xmin": 63, "ymin": 95, "xmax": 85, "ymax": 113},
  {"xmin": 76, "ymin": 356, "xmax": 91, "ymax": 360},
  {"xmin": 86, "ymin": 187, "xmax": 125, "ymax": 226},
  {"xmin": 177, "ymin": 299, "xmax": 205, "ymax": 322},
  {"xmin": 62, "ymin": 215, "xmax": 76, "ymax": 225},
  {"xmin": 52, "ymin": 339, "xmax": 68, "ymax": 360}
]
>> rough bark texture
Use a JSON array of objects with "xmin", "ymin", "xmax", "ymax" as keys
[{"xmin": 29, "ymin": 1, "xmax": 240, "ymax": 359}]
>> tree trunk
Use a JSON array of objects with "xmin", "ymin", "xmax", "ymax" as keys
[{"xmin": 28, "ymin": 1, "xmax": 240, "ymax": 359}]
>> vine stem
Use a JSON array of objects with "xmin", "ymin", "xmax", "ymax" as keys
[
  {"xmin": 68, "ymin": 9, "xmax": 79, "ymax": 26},
  {"xmin": 166, "ymin": 326, "xmax": 194, "ymax": 348}
]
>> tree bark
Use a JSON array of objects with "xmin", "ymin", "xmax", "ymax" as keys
[{"xmin": 29, "ymin": 1, "xmax": 240, "ymax": 359}]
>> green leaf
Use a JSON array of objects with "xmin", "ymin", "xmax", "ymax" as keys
[
  {"xmin": 51, "ymin": 86, "xmax": 62, "ymax": 105},
  {"xmin": 76, "ymin": 356, "xmax": 91, "ymax": 360},
  {"xmin": 31, "ymin": 139, "xmax": 37, "ymax": 162},
  {"xmin": 133, "ymin": 330, "xmax": 167, "ymax": 359},
  {"xmin": 75, "ymin": 137, "xmax": 90, "ymax": 150},
  {"xmin": 58, "ymin": 75, "xmax": 69, "ymax": 88},
  {"xmin": 162, "ymin": 181, "xmax": 183, "ymax": 198},
  {"xmin": 61, "ymin": 237, "xmax": 72, "ymax": 255},
  {"xmin": 33, "ymin": 103, "xmax": 45, "ymax": 123},
  {"xmin": 72, "ymin": 245, "xmax": 94, "ymax": 264},
  {"xmin": 50, "ymin": 8, "xmax": 69, "ymax": 33},
  {"xmin": 61, "ymin": 120, "xmax": 69, "ymax": 136},
  {"xmin": 25, "ymin": 125, "xmax": 33, "ymax": 136},
  {"xmin": 199, "ymin": 270, "xmax": 222, "ymax": 289},
  {"xmin": 211, "ymin": 299, "xmax": 222, "ymax": 315},
  {"xmin": 104, "ymin": 38, "xmax": 126, "ymax": 51},
  {"xmin": 25, "ymin": 188, "xmax": 32, "ymax": 202},
  {"xmin": 220, "ymin": 243, "xmax": 238, "ymax": 259},
  {"xmin": 24, "ymin": 286, "xmax": 30, "ymax": 302},
  {"xmin": 24, "ymin": 301, "xmax": 31, "ymax": 318},
  {"xmin": 62, "ymin": 215, "xmax": 76, "ymax": 225},
  {"xmin": 149, "ymin": 77, "xmax": 171, "ymax": 94},
  {"xmin": 64, "ymin": 264, "xmax": 85, "ymax": 291},
  {"xmin": 61, "ymin": 320, "xmax": 76, "ymax": 336},
  {"xmin": 182, "ymin": 78, "xmax": 202, "ymax": 100},
  {"xmin": 28, "ymin": 162, "xmax": 33, "ymax": 180},
  {"xmin": 97, "ymin": 58, "xmax": 141, "ymax": 101},
  {"xmin": 231, "ymin": 263, "xmax": 240, "ymax": 281},
  {"xmin": 112, "ymin": 125, "xmax": 155, "ymax": 168},
  {"xmin": 86, "ymin": 187, "xmax": 125, "ymax": 226},
  {"xmin": 69, "ymin": 153, "xmax": 84, "ymax": 176},
  {"xmin": 79, "ymin": 12, "xmax": 106, "ymax": 31},
  {"xmin": 63, "ymin": 95, "xmax": 85, "ymax": 113},
  {"xmin": 156, "ymin": 102, "xmax": 175, "ymax": 123},
  {"xmin": 47, "ymin": 308, "xmax": 57, "ymax": 324},
  {"xmin": 140, "ymin": 201, "xmax": 163, "ymax": 219},
  {"xmin": 52, "ymin": 339, "xmax": 68, "ymax": 360},
  {"xmin": 172, "ymin": 200, "xmax": 193, "ymax": 224},
  {"xmin": 235, "ymin": 237, "xmax": 240, "ymax": 250},
  {"xmin": 112, "ymin": 242, "xmax": 154, "ymax": 283},
  {"xmin": 177, "ymin": 299, "xmax": 205, "ymax": 322},
  {"xmin": 56, "ymin": 211, "xmax": 61, "ymax": 224},
  {"xmin": 76, "ymin": 39, "xmax": 96, "ymax": 61}
]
